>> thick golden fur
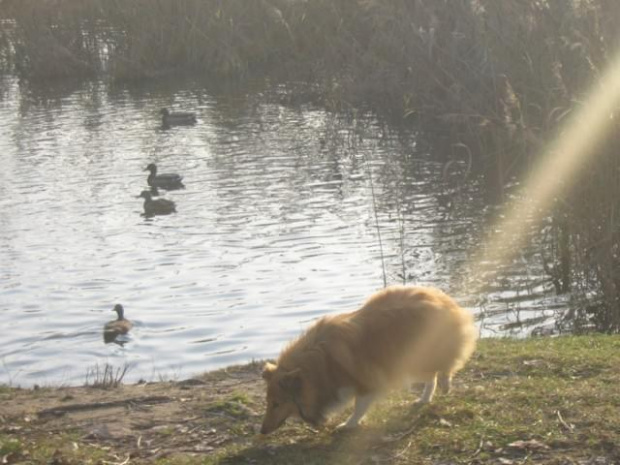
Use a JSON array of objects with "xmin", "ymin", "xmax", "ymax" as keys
[{"xmin": 261, "ymin": 285, "xmax": 477, "ymax": 434}]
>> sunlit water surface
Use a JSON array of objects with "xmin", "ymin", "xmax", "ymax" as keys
[{"xmin": 0, "ymin": 77, "xmax": 566, "ymax": 386}]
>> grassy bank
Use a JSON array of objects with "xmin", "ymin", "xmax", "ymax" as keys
[{"xmin": 1, "ymin": 335, "xmax": 619, "ymax": 464}]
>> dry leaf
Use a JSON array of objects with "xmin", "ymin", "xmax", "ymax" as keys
[
  {"xmin": 507, "ymin": 439, "xmax": 550, "ymax": 450},
  {"xmin": 438, "ymin": 418, "xmax": 453, "ymax": 428},
  {"xmin": 498, "ymin": 459, "xmax": 515, "ymax": 465},
  {"xmin": 522, "ymin": 359, "xmax": 544, "ymax": 366}
]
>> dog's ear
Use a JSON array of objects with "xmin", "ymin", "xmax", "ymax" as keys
[
  {"xmin": 262, "ymin": 362, "xmax": 277, "ymax": 381},
  {"xmin": 279, "ymin": 368, "xmax": 302, "ymax": 394}
]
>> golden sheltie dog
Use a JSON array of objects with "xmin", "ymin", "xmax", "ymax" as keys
[{"xmin": 260, "ymin": 285, "xmax": 477, "ymax": 434}]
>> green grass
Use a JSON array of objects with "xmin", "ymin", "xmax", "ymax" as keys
[
  {"xmin": 0, "ymin": 437, "xmax": 23, "ymax": 456},
  {"xmin": 0, "ymin": 433, "xmax": 109, "ymax": 464},
  {"xmin": 219, "ymin": 335, "xmax": 620, "ymax": 464},
  {"xmin": 203, "ymin": 391, "xmax": 256, "ymax": 421},
  {"xmin": 0, "ymin": 385, "xmax": 13, "ymax": 396}
]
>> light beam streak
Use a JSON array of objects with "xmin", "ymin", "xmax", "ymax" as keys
[{"xmin": 463, "ymin": 50, "xmax": 620, "ymax": 295}]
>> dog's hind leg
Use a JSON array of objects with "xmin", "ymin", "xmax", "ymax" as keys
[
  {"xmin": 417, "ymin": 373, "xmax": 437, "ymax": 404},
  {"xmin": 337, "ymin": 393, "xmax": 375, "ymax": 430},
  {"xmin": 438, "ymin": 372, "xmax": 452, "ymax": 394}
]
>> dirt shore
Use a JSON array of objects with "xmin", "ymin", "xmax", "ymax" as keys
[{"xmin": 0, "ymin": 362, "xmax": 267, "ymax": 463}]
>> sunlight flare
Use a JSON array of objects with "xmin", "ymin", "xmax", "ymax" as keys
[{"xmin": 464, "ymin": 49, "xmax": 620, "ymax": 294}]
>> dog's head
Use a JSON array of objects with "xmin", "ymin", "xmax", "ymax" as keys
[{"xmin": 260, "ymin": 362, "xmax": 325, "ymax": 434}]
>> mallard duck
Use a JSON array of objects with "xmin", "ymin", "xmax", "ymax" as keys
[
  {"xmin": 138, "ymin": 190, "xmax": 176, "ymax": 216},
  {"xmin": 103, "ymin": 304, "xmax": 133, "ymax": 343},
  {"xmin": 160, "ymin": 107, "xmax": 197, "ymax": 127},
  {"xmin": 145, "ymin": 163, "xmax": 184, "ymax": 190}
]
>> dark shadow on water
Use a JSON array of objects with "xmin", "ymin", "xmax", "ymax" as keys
[
  {"xmin": 160, "ymin": 120, "xmax": 196, "ymax": 131},
  {"xmin": 140, "ymin": 210, "xmax": 176, "ymax": 219}
]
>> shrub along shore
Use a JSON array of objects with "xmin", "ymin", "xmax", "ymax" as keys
[{"xmin": 1, "ymin": 336, "xmax": 619, "ymax": 464}]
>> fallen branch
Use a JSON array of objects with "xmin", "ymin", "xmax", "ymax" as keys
[{"xmin": 38, "ymin": 396, "xmax": 173, "ymax": 417}]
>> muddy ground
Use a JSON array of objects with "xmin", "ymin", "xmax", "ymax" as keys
[{"xmin": 0, "ymin": 363, "xmax": 269, "ymax": 463}]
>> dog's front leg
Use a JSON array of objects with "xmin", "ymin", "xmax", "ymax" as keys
[
  {"xmin": 438, "ymin": 372, "xmax": 452, "ymax": 394},
  {"xmin": 417, "ymin": 373, "xmax": 437, "ymax": 404},
  {"xmin": 337, "ymin": 393, "xmax": 375, "ymax": 430}
]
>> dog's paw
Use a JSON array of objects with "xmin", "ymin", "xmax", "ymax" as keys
[{"xmin": 334, "ymin": 420, "xmax": 361, "ymax": 432}]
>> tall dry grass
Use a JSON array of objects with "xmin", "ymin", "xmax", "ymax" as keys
[{"xmin": 2, "ymin": 0, "xmax": 620, "ymax": 330}]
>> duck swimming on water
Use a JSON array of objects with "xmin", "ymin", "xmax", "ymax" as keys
[
  {"xmin": 138, "ymin": 190, "xmax": 176, "ymax": 216},
  {"xmin": 160, "ymin": 108, "xmax": 197, "ymax": 127},
  {"xmin": 145, "ymin": 163, "xmax": 184, "ymax": 190},
  {"xmin": 103, "ymin": 304, "xmax": 133, "ymax": 344}
]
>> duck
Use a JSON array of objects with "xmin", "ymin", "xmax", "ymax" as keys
[
  {"xmin": 145, "ymin": 163, "xmax": 184, "ymax": 190},
  {"xmin": 160, "ymin": 107, "xmax": 197, "ymax": 127},
  {"xmin": 103, "ymin": 304, "xmax": 133, "ymax": 343},
  {"xmin": 138, "ymin": 190, "xmax": 176, "ymax": 216}
]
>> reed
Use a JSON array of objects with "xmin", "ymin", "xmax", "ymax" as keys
[
  {"xmin": 2, "ymin": 0, "xmax": 620, "ymax": 330},
  {"xmin": 84, "ymin": 363, "xmax": 131, "ymax": 389}
]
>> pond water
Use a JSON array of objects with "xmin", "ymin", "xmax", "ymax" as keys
[{"xmin": 0, "ymin": 76, "xmax": 566, "ymax": 387}]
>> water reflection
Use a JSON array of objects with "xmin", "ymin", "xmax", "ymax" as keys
[
  {"xmin": 0, "ymin": 76, "xmax": 564, "ymax": 387},
  {"xmin": 138, "ymin": 190, "xmax": 177, "ymax": 217},
  {"xmin": 160, "ymin": 107, "xmax": 198, "ymax": 128}
]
